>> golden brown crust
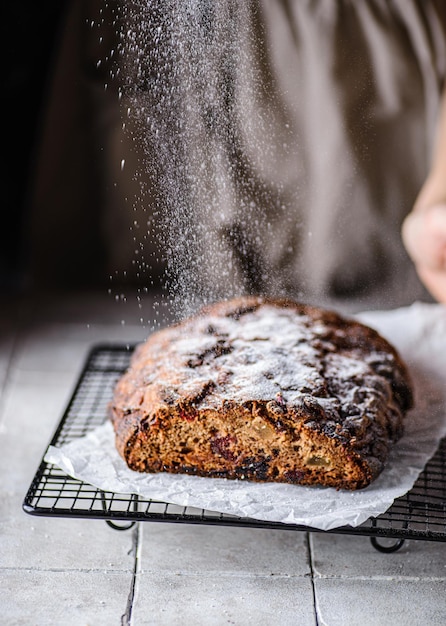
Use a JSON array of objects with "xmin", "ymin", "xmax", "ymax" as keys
[{"xmin": 110, "ymin": 296, "xmax": 413, "ymax": 490}]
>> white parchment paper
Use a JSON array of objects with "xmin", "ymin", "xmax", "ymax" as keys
[{"xmin": 45, "ymin": 302, "xmax": 446, "ymax": 531}]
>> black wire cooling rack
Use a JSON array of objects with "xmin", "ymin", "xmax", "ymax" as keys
[{"xmin": 23, "ymin": 344, "xmax": 446, "ymax": 552}]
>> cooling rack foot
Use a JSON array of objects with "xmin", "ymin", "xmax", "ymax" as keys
[
  {"xmin": 106, "ymin": 520, "xmax": 137, "ymax": 531},
  {"xmin": 370, "ymin": 536, "xmax": 405, "ymax": 553}
]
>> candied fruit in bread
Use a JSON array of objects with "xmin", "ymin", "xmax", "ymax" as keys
[{"xmin": 109, "ymin": 297, "xmax": 413, "ymax": 490}]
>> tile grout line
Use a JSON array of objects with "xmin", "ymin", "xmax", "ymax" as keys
[
  {"xmin": 121, "ymin": 522, "xmax": 142, "ymax": 626},
  {"xmin": 1, "ymin": 564, "xmax": 444, "ymax": 583},
  {"xmin": 0, "ymin": 566, "xmax": 136, "ymax": 575},
  {"xmin": 136, "ymin": 570, "xmax": 305, "ymax": 579},
  {"xmin": 306, "ymin": 533, "xmax": 320, "ymax": 626}
]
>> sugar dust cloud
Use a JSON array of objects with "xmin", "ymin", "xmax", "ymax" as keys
[{"xmin": 99, "ymin": 1, "xmax": 295, "ymax": 322}]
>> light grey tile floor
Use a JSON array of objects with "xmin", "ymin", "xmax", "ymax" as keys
[
  {"xmin": 1, "ymin": 292, "xmax": 445, "ymax": 625},
  {"xmin": 139, "ymin": 523, "xmax": 310, "ymax": 576},
  {"xmin": 311, "ymin": 532, "xmax": 446, "ymax": 579},
  {"xmin": 314, "ymin": 578, "xmax": 446, "ymax": 626},
  {"xmin": 132, "ymin": 572, "xmax": 316, "ymax": 626},
  {"xmin": 1, "ymin": 570, "xmax": 133, "ymax": 626},
  {"xmin": 311, "ymin": 533, "xmax": 446, "ymax": 626}
]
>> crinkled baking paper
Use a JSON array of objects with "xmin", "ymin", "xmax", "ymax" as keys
[{"xmin": 45, "ymin": 302, "xmax": 446, "ymax": 531}]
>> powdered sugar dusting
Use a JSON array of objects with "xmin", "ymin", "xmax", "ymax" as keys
[
  {"xmin": 160, "ymin": 302, "xmax": 396, "ymax": 423},
  {"xmin": 102, "ymin": 2, "xmax": 291, "ymax": 321}
]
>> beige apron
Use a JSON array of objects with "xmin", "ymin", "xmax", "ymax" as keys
[{"xmin": 30, "ymin": 0, "xmax": 446, "ymax": 314}]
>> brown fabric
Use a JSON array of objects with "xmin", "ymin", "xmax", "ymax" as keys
[
  {"xmin": 29, "ymin": 1, "xmax": 446, "ymax": 312},
  {"xmin": 433, "ymin": 0, "xmax": 446, "ymax": 35},
  {"xmin": 166, "ymin": 0, "xmax": 446, "ymax": 311}
]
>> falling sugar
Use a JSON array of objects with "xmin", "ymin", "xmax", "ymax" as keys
[{"xmin": 106, "ymin": 1, "xmax": 295, "ymax": 320}]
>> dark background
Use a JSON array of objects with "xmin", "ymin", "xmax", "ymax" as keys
[{"xmin": 2, "ymin": 2, "xmax": 68, "ymax": 293}]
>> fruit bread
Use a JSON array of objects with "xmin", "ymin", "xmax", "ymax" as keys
[{"xmin": 109, "ymin": 297, "xmax": 413, "ymax": 490}]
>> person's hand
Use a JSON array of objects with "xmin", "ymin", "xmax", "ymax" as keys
[
  {"xmin": 405, "ymin": 88, "xmax": 446, "ymax": 303},
  {"xmin": 402, "ymin": 200, "xmax": 446, "ymax": 303}
]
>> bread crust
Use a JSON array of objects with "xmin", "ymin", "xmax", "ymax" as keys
[{"xmin": 110, "ymin": 297, "xmax": 413, "ymax": 490}]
